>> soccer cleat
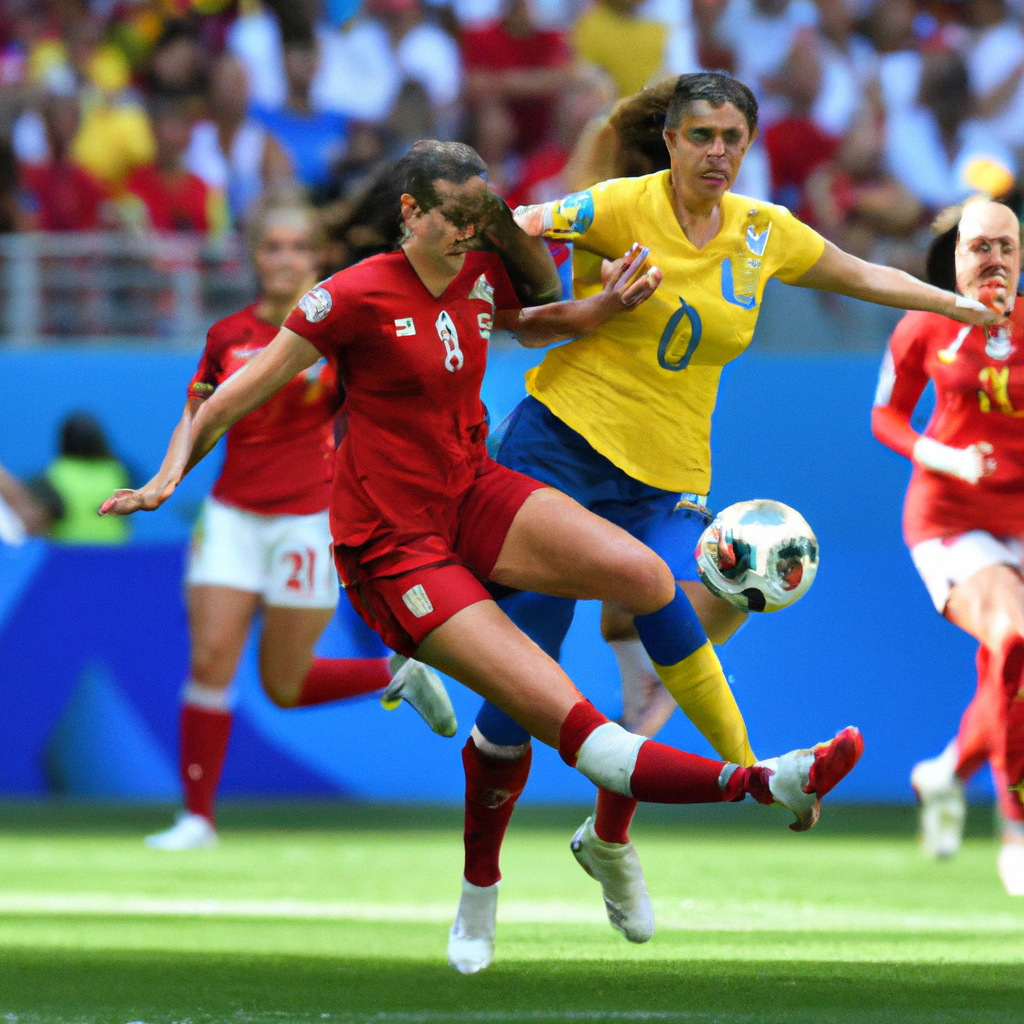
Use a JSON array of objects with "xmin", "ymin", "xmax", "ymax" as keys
[
  {"xmin": 910, "ymin": 745, "xmax": 965, "ymax": 859},
  {"xmin": 144, "ymin": 812, "xmax": 218, "ymax": 850},
  {"xmin": 755, "ymin": 726, "xmax": 864, "ymax": 832},
  {"xmin": 570, "ymin": 815, "xmax": 654, "ymax": 943},
  {"xmin": 998, "ymin": 843, "xmax": 1024, "ymax": 895},
  {"xmin": 448, "ymin": 878, "xmax": 498, "ymax": 974},
  {"xmin": 382, "ymin": 655, "xmax": 458, "ymax": 737}
]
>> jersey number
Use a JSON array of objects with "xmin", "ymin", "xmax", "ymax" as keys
[
  {"xmin": 283, "ymin": 548, "xmax": 317, "ymax": 594},
  {"xmin": 658, "ymin": 298, "xmax": 703, "ymax": 371}
]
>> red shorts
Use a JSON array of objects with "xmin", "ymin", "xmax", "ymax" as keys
[{"xmin": 334, "ymin": 460, "xmax": 546, "ymax": 656}]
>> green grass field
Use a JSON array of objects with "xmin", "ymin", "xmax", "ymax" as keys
[{"xmin": 1, "ymin": 800, "xmax": 1022, "ymax": 1024}]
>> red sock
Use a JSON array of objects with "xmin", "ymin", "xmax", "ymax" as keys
[
  {"xmin": 294, "ymin": 657, "xmax": 391, "ymax": 707},
  {"xmin": 594, "ymin": 789, "xmax": 637, "ymax": 844},
  {"xmin": 956, "ymin": 645, "xmax": 1001, "ymax": 780},
  {"xmin": 997, "ymin": 639, "xmax": 1024, "ymax": 791},
  {"xmin": 180, "ymin": 704, "xmax": 232, "ymax": 823},
  {"xmin": 462, "ymin": 736, "xmax": 532, "ymax": 888}
]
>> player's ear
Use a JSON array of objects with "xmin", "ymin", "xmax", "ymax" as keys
[{"xmin": 400, "ymin": 193, "xmax": 418, "ymax": 225}]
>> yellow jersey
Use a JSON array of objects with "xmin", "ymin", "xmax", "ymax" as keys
[{"xmin": 525, "ymin": 171, "xmax": 825, "ymax": 494}]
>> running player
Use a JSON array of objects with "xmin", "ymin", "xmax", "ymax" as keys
[
  {"xmin": 137, "ymin": 192, "xmax": 457, "ymax": 850},
  {"xmin": 872, "ymin": 198, "xmax": 1024, "ymax": 894},
  {"xmin": 450, "ymin": 71, "xmax": 1003, "ymax": 972},
  {"xmin": 101, "ymin": 140, "xmax": 865, "ymax": 940}
]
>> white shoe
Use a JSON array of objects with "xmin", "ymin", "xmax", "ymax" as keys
[
  {"xmin": 755, "ymin": 726, "xmax": 864, "ymax": 832},
  {"xmin": 144, "ymin": 812, "xmax": 217, "ymax": 850},
  {"xmin": 570, "ymin": 815, "xmax": 654, "ymax": 943},
  {"xmin": 448, "ymin": 878, "xmax": 497, "ymax": 974},
  {"xmin": 998, "ymin": 843, "xmax": 1024, "ymax": 895},
  {"xmin": 383, "ymin": 655, "xmax": 458, "ymax": 737},
  {"xmin": 911, "ymin": 744, "xmax": 965, "ymax": 859}
]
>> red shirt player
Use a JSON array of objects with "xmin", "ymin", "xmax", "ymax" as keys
[
  {"xmin": 124, "ymin": 198, "xmax": 457, "ymax": 851},
  {"xmin": 873, "ymin": 199, "xmax": 1024, "ymax": 893},
  {"xmin": 103, "ymin": 140, "xmax": 863, "ymax": 957}
]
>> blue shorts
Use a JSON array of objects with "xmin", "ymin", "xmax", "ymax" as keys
[{"xmin": 495, "ymin": 396, "xmax": 709, "ymax": 580}]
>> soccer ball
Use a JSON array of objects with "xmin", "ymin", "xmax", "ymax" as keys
[{"xmin": 695, "ymin": 499, "xmax": 818, "ymax": 613}]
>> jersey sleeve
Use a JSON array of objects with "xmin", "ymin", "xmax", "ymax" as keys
[
  {"xmin": 764, "ymin": 204, "xmax": 827, "ymax": 284},
  {"xmin": 539, "ymin": 178, "xmax": 629, "ymax": 258},
  {"xmin": 187, "ymin": 326, "xmax": 226, "ymax": 401},
  {"xmin": 871, "ymin": 313, "xmax": 931, "ymax": 460},
  {"xmin": 283, "ymin": 275, "xmax": 353, "ymax": 358}
]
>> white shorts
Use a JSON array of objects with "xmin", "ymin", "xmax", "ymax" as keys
[
  {"xmin": 911, "ymin": 530, "xmax": 1024, "ymax": 613},
  {"xmin": 186, "ymin": 498, "xmax": 339, "ymax": 609}
]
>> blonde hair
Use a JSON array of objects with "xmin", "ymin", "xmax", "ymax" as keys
[{"xmin": 247, "ymin": 185, "xmax": 324, "ymax": 253}]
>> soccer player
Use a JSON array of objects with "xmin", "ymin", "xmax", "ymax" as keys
[
  {"xmin": 133, "ymin": 193, "xmax": 457, "ymax": 851},
  {"xmin": 451, "ymin": 71, "xmax": 1002, "ymax": 972},
  {"xmin": 101, "ymin": 139, "xmax": 865, "ymax": 937},
  {"xmin": 872, "ymin": 198, "xmax": 1024, "ymax": 894}
]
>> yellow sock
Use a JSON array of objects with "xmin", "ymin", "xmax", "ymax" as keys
[{"xmin": 652, "ymin": 642, "xmax": 755, "ymax": 766}]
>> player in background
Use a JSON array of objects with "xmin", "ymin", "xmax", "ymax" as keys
[
  {"xmin": 102, "ymin": 140, "xmax": 865, "ymax": 944},
  {"xmin": 872, "ymin": 198, "xmax": 1024, "ymax": 894},
  {"xmin": 138, "ymin": 191, "xmax": 457, "ymax": 851},
  {"xmin": 451, "ymin": 71, "xmax": 1003, "ymax": 973}
]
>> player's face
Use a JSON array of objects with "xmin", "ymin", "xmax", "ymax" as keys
[
  {"xmin": 663, "ymin": 101, "xmax": 752, "ymax": 207},
  {"xmin": 254, "ymin": 220, "xmax": 318, "ymax": 303},
  {"xmin": 955, "ymin": 203, "xmax": 1021, "ymax": 305},
  {"xmin": 402, "ymin": 176, "xmax": 489, "ymax": 259}
]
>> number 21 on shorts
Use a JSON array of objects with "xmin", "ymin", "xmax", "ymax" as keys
[{"xmin": 283, "ymin": 547, "xmax": 317, "ymax": 594}]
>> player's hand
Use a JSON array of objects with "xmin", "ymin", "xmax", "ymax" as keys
[
  {"xmin": 912, "ymin": 436, "xmax": 996, "ymax": 484},
  {"xmin": 600, "ymin": 244, "xmax": 662, "ymax": 310},
  {"xmin": 99, "ymin": 478, "xmax": 177, "ymax": 516},
  {"xmin": 512, "ymin": 203, "xmax": 546, "ymax": 237}
]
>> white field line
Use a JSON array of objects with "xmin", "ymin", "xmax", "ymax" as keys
[{"xmin": 1, "ymin": 892, "xmax": 1024, "ymax": 933}]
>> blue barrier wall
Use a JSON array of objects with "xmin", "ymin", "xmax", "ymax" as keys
[{"xmin": 0, "ymin": 301, "xmax": 984, "ymax": 803}]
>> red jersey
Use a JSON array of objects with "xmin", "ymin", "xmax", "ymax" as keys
[
  {"xmin": 126, "ymin": 165, "xmax": 213, "ymax": 232},
  {"xmin": 20, "ymin": 162, "xmax": 106, "ymax": 230},
  {"xmin": 283, "ymin": 249, "xmax": 521, "ymax": 577},
  {"xmin": 874, "ymin": 305, "xmax": 1024, "ymax": 545},
  {"xmin": 189, "ymin": 305, "xmax": 340, "ymax": 515}
]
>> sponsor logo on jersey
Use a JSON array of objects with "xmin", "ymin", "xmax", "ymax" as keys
[
  {"xmin": 298, "ymin": 286, "xmax": 332, "ymax": 323},
  {"xmin": 395, "ymin": 317, "xmax": 416, "ymax": 337},
  {"xmin": 402, "ymin": 584, "xmax": 434, "ymax": 618},
  {"xmin": 436, "ymin": 310, "xmax": 464, "ymax": 372},
  {"xmin": 937, "ymin": 325, "xmax": 971, "ymax": 364},
  {"xmin": 468, "ymin": 274, "xmax": 495, "ymax": 308}
]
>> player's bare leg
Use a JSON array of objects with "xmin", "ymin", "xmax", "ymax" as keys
[
  {"xmin": 146, "ymin": 584, "xmax": 259, "ymax": 850},
  {"xmin": 946, "ymin": 564, "xmax": 1024, "ymax": 891}
]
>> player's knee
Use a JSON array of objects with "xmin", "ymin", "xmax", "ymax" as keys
[
  {"xmin": 599, "ymin": 603, "xmax": 638, "ymax": 643},
  {"xmin": 623, "ymin": 552, "xmax": 676, "ymax": 616}
]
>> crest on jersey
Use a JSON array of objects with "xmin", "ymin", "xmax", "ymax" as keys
[
  {"xmin": 745, "ymin": 223, "xmax": 771, "ymax": 256},
  {"xmin": 298, "ymin": 286, "xmax": 332, "ymax": 323},
  {"xmin": 436, "ymin": 310, "xmax": 464, "ymax": 372},
  {"xmin": 468, "ymin": 273, "xmax": 495, "ymax": 308},
  {"xmin": 986, "ymin": 325, "xmax": 1014, "ymax": 361}
]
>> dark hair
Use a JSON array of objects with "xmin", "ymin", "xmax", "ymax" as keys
[
  {"xmin": 392, "ymin": 140, "xmax": 488, "ymax": 215},
  {"xmin": 60, "ymin": 412, "xmax": 113, "ymax": 460},
  {"xmin": 664, "ymin": 72, "xmax": 759, "ymax": 136},
  {"xmin": 609, "ymin": 79, "xmax": 676, "ymax": 177},
  {"xmin": 925, "ymin": 224, "xmax": 958, "ymax": 292}
]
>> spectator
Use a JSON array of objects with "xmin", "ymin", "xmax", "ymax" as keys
[
  {"xmin": 19, "ymin": 91, "xmax": 109, "ymax": 231},
  {"xmin": 572, "ymin": 0, "xmax": 675, "ymax": 98},
  {"xmin": 884, "ymin": 47, "xmax": 1016, "ymax": 213},
  {"xmin": 144, "ymin": 19, "xmax": 209, "ymax": 103},
  {"xmin": 250, "ymin": 38, "xmax": 348, "ymax": 194},
  {"xmin": 124, "ymin": 95, "xmax": 227, "ymax": 234},
  {"xmin": 461, "ymin": 0, "xmax": 573, "ymax": 156},
  {"xmin": 0, "ymin": 136, "xmax": 25, "ymax": 233},
  {"xmin": 965, "ymin": 0, "xmax": 1024, "ymax": 156},
  {"xmin": 869, "ymin": 0, "xmax": 922, "ymax": 114},
  {"xmin": 44, "ymin": 413, "xmax": 130, "ymax": 546},
  {"xmin": 812, "ymin": 0, "xmax": 876, "ymax": 139},
  {"xmin": 186, "ymin": 53, "xmax": 293, "ymax": 227}
]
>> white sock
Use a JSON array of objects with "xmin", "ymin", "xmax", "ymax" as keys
[
  {"xmin": 181, "ymin": 679, "xmax": 234, "ymax": 712},
  {"xmin": 610, "ymin": 639, "xmax": 661, "ymax": 723}
]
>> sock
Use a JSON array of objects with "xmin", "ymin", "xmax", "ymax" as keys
[
  {"xmin": 180, "ymin": 681, "xmax": 233, "ymax": 824},
  {"xmin": 634, "ymin": 586, "xmax": 754, "ymax": 766},
  {"xmin": 997, "ymin": 638, "xmax": 1024, "ymax": 794},
  {"xmin": 462, "ymin": 736, "xmax": 532, "ymax": 887},
  {"xmin": 610, "ymin": 638, "xmax": 663, "ymax": 731},
  {"xmin": 557, "ymin": 699, "xmax": 772, "ymax": 806},
  {"xmin": 294, "ymin": 657, "xmax": 391, "ymax": 707},
  {"xmin": 594, "ymin": 789, "xmax": 637, "ymax": 844}
]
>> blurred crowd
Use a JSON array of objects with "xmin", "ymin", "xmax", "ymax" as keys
[{"xmin": 3, "ymin": 0, "xmax": 1024, "ymax": 275}]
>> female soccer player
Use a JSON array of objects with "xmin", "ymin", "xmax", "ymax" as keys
[
  {"xmin": 101, "ymin": 140, "xmax": 864, "ymax": 938},
  {"xmin": 872, "ymin": 198, "xmax": 1024, "ymax": 894},
  {"xmin": 139, "ymin": 193, "xmax": 457, "ymax": 850},
  {"xmin": 454, "ymin": 71, "xmax": 1003, "ymax": 971}
]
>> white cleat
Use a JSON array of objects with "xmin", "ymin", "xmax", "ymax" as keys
[
  {"xmin": 755, "ymin": 726, "xmax": 864, "ymax": 832},
  {"xmin": 448, "ymin": 878, "xmax": 497, "ymax": 974},
  {"xmin": 570, "ymin": 815, "xmax": 654, "ymax": 943},
  {"xmin": 144, "ymin": 812, "xmax": 217, "ymax": 850},
  {"xmin": 383, "ymin": 655, "xmax": 458, "ymax": 737},
  {"xmin": 911, "ymin": 745, "xmax": 965, "ymax": 859},
  {"xmin": 998, "ymin": 843, "xmax": 1024, "ymax": 895}
]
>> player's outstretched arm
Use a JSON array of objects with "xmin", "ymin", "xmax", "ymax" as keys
[
  {"xmin": 100, "ymin": 329, "xmax": 320, "ymax": 516},
  {"xmin": 793, "ymin": 240, "xmax": 1003, "ymax": 327},
  {"xmin": 500, "ymin": 244, "xmax": 662, "ymax": 348}
]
